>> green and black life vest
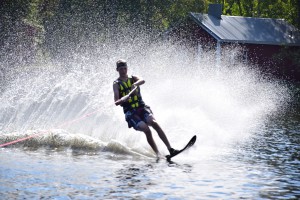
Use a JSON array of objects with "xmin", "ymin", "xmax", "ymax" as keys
[{"xmin": 115, "ymin": 77, "xmax": 145, "ymax": 113}]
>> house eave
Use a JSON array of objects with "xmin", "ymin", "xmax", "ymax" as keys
[
  {"xmin": 188, "ymin": 12, "xmax": 300, "ymax": 47},
  {"xmin": 188, "ymin": 12, "xmax": 222, "ymax": 42},
  {"xmin": 216, "ymin": 39, "xmax": 300, "ymax": 46}
]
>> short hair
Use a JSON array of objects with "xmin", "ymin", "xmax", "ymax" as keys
[{"xmin": 116, "ymin": 59, "xmax": 127, "ymax": 68}]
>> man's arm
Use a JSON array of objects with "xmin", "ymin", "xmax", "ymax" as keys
[
  {"xmin": 114, "ymin": 81, "xmax": 134, "ymax": 106},
  {"xmin": 132, "ymin": 75, "xmax": 145, "ymax": 88},
  {"xmin": 113, "ymin": 82, "xmax": 122, "ymax": 106}
]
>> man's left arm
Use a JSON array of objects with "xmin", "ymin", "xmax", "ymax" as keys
[{"xmin": 132, "ymin": 75, "xmax": 145, "ymax": 89}]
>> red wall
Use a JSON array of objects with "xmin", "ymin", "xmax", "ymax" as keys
[{"xmin": 167, "ymin": 18, "xmax": 300, "ymax": 81}]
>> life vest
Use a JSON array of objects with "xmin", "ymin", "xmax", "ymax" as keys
[{"xmin": 115, "ymin": 77, "xmax": 145, "ymax": 113}]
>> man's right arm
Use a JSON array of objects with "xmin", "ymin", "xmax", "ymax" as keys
[
  {"xmin": 114, "ymin": 82, "xmax": 130, "ymax": 106},
  {"xmin": 113, "ymin": 82, "xmax": 121, "ymax": 106}
]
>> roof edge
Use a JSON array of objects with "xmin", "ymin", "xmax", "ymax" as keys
[
  {"xmin": 221, "ymin": 39, "xmax": 300, "ymax": 46},
  {"xmin": 188, "ymin": 12, "xmax": 300, "ymax": 46},
  {"xmin": 188, "ymin": 13, "xmax": 222, "ymax": 41}
]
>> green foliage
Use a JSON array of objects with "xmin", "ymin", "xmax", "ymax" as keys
[
  {"xmin": 218, "ymin": 0, "xmax": 300, "ymax": 28},
  {"xmin": 33, "ymin": 0, "xmax": 206, "ymax": 58},
  {"xmin": 1, "ymin": 0, "xmax": 299, "ymax": 66}
]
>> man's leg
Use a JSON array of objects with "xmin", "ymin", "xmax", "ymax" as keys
[
  {"xmin": 126, "ymin": 111, "xmax": 159, "ymax": 156},
  {"xmin": 147, "ymin": 116, "xmax": 171, "ymax": 150},
  {"xmin": 137, "ymin": 121, "xmax": 159, "ymax": 156}
]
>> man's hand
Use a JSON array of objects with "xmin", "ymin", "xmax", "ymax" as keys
[
  {"xmin": 131, "ymin": 84, "xmax": 137, "ymax": 93},
  {"xmin": 121, "ymin": 94, "xmax": 130, "ymax": 102},
  {"xmin": 115, "ymin": 85, "xmax": 137, "ymax": 106},
  {"xmin": 115, "ymin": 94, "xmax": 129, "ymax": 106}
]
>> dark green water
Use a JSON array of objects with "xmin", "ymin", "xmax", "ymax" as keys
[{"xmin": 0, "ymin": 106, "xmax": 299, "ymax": 200}]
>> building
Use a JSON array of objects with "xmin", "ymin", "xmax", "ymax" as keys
[{"xmin": 166, "ymin": 4, "xmax": 300, "ymax": 81}]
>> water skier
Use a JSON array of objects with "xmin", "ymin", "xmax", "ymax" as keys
[{"xmin": 113, "ymin": 59, "xmax": 179, "ymax": 158}]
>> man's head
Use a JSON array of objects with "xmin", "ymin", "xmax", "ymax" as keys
[
  {"xmin": 116, "ymin": 59, "xmax": 128, "ymax": 77},
  {"xmin": 116, "ymin": 59, "xmax": 127, "ymax": 70}
]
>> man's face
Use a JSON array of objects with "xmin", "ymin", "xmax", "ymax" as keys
[{"xmin": 117, "ymin": 66, "xmax": 127, "ymax": 76}]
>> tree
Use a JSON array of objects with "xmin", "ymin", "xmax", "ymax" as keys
[{"xmin": 220, "ymin": 0, "xmax": 300, "ymax": 28}]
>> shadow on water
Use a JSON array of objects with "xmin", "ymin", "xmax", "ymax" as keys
[
  {"xmin": 108, "ymin": 164, "xmax": 154, "ymax": 199},
  {"xmin": 165, "ymin": 159, "xmax": 193, "ymax": 173},
  {"xmin": 105, "ymin": 160, "xmax": 193, "ymax": 199}
]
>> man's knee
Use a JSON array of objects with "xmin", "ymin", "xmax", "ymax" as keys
[
  {"xmin": 137, "ymin": 121, "xmax": 151, "ymax": 133},
  {"xmin": 149, "ymin": 119, "xmax": 160, "ymax": 128},
  {"xmin": 146, "ymin": 116, "xmax": 157, "ymax": 126}
]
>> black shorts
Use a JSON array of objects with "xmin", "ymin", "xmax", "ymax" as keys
[{"xmin": 125, "ymin": 105, "xmax": 153, "ymax": 130}]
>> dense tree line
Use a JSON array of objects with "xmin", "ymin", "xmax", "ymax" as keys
[
  {"xmin": 221, "ymin": 0, "xmax": 300, "ymax": 28},
  {"xmin": 0, "ymin": 0, "xmax": 299, "ymax": 67}
]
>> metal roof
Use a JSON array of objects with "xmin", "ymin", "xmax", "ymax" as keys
[{"xmin": 190, "ymin": 12, "xmax": 300, "ymax": 46}]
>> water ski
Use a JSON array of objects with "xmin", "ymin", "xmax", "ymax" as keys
[{"xmin": 166, "ymin": 135, "xmax": 197, "ymax": 161}]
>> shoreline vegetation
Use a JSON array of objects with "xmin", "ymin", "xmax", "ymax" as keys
[{"xmin": 0, "ymin": 0, "xmax": 300, "ymax": 83}]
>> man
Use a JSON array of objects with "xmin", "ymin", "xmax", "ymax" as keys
[{"xmin": 113, "ymin": 59, "xmax": 178, "ymax": 158}]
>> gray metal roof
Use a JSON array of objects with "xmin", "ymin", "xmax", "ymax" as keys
[{"xmin": 190, "ymin": 12, "xmax": 300, "ymax": 46}]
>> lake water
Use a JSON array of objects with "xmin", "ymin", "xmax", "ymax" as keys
[
  {"xmin": 0, "ymin": 41, "xmax": 299, "ymax": 199},
  {"xmin": 1, "ymin": 110, "xmax": 299, "ymax": 200}
]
